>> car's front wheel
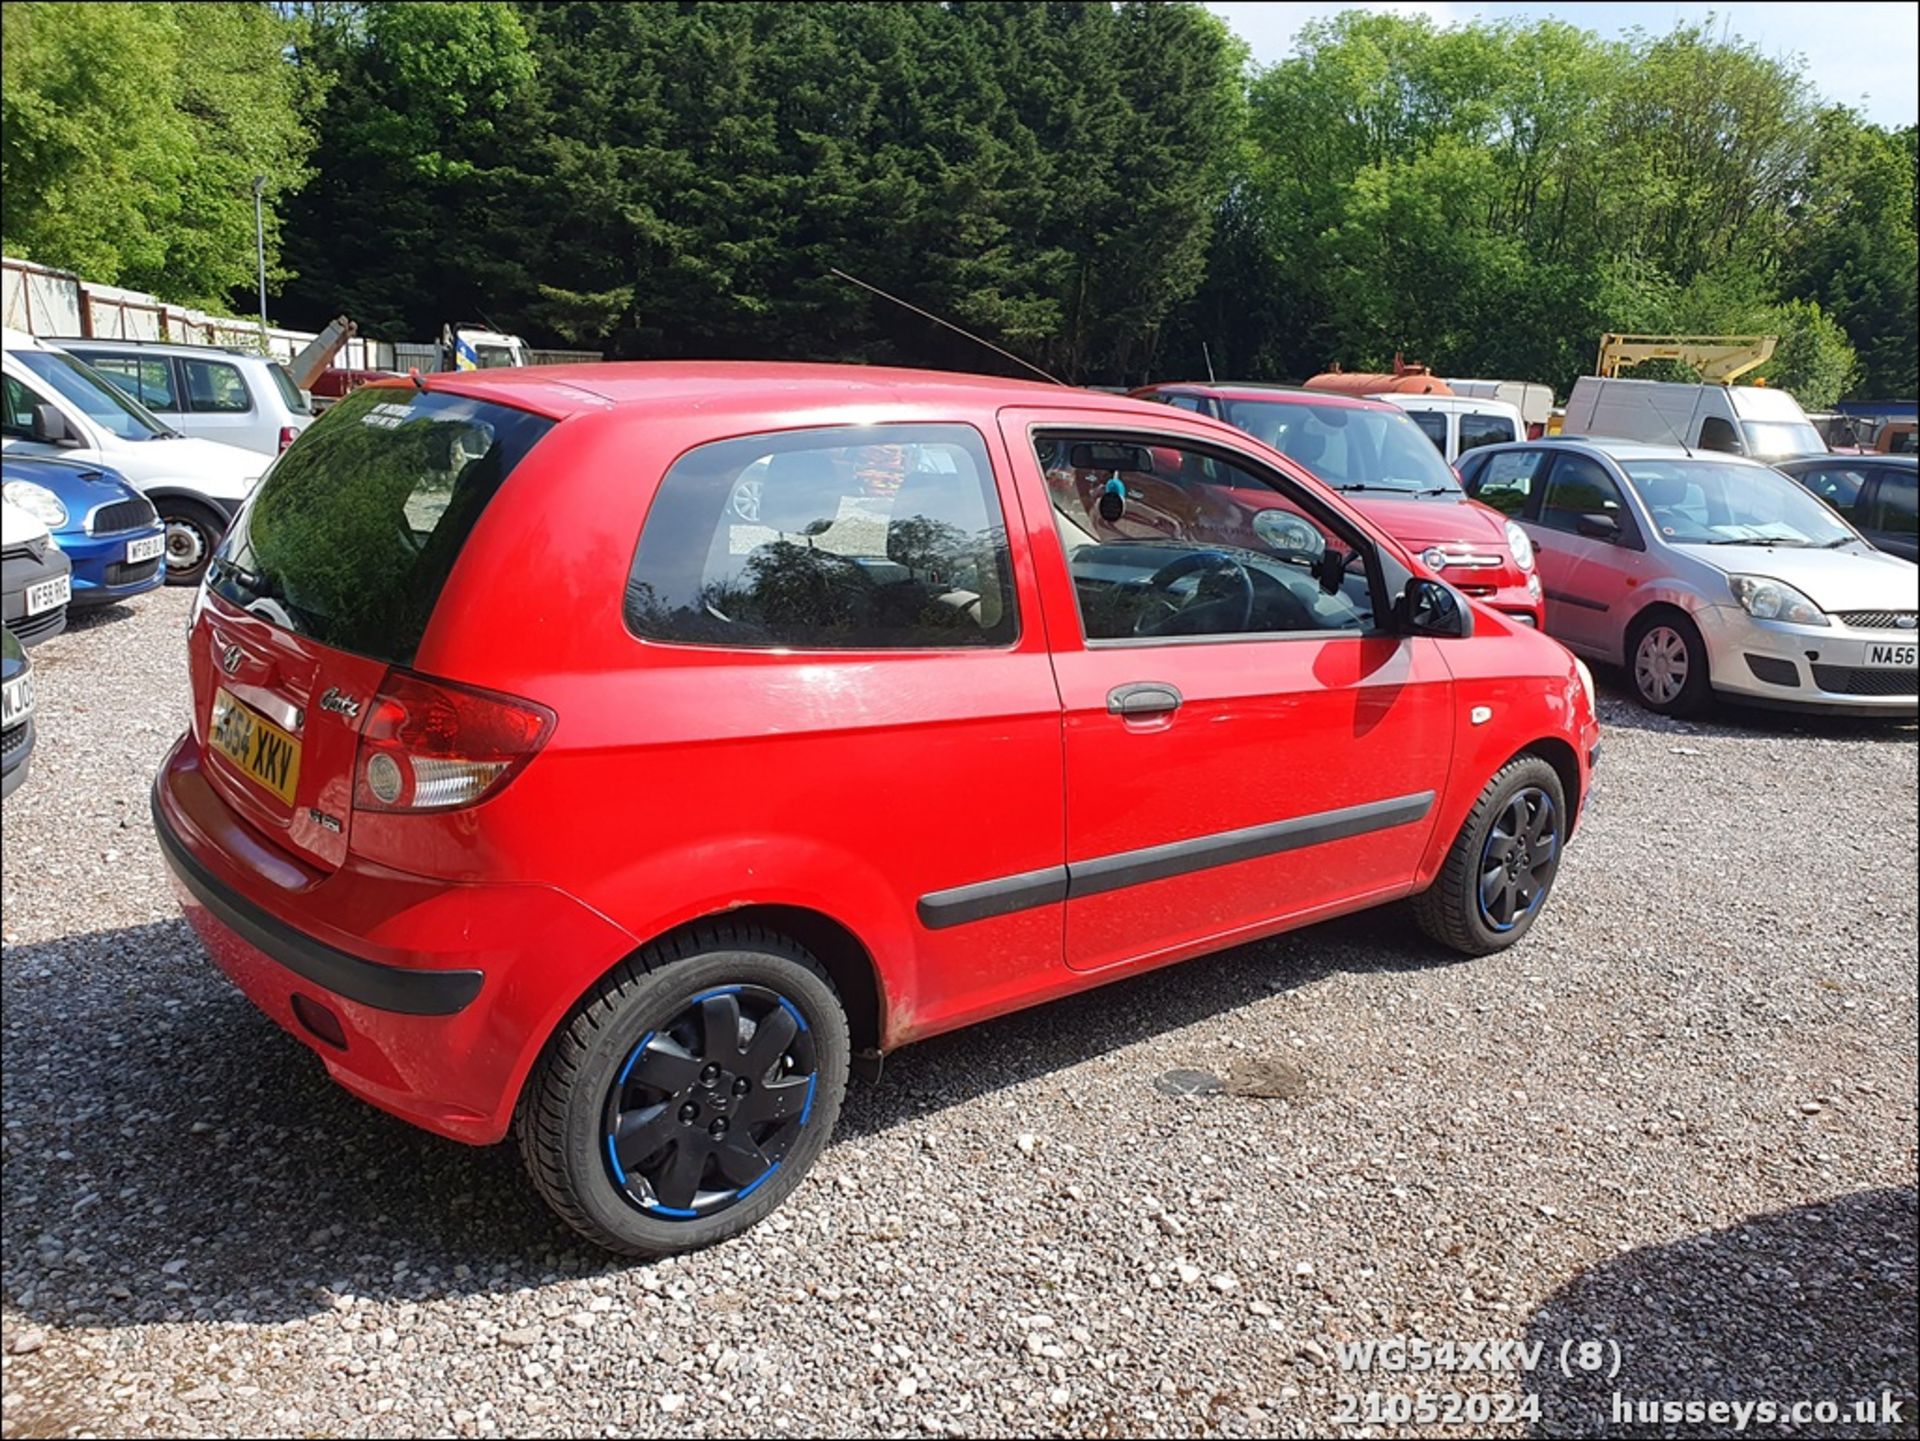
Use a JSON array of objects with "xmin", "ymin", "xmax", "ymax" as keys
[
  {"xmin": 1412, "ymin": 755, "xmax": 1567, "ymax": 956},
  {"xmin": 517, "ymin": 924, "xmax": 850, "ymax": 1257}
]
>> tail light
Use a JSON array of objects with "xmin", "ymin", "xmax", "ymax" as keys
[
  {"xmin": 351, "ymin": 670, "xmax": 555, "ymax": 814},
  {"xmin": 278, "ymin": 426, "xmax": 300, "ymax": 453}
]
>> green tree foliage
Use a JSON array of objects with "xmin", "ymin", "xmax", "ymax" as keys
[
  {"xmin": 1207, "ymin": 12, "xmax": 1871, "ymax": 396},
  {"xmin": 1, "ymin": 2, "xmax": 317, "ymax": 308},
  {"xmin": 3, "ymin": 3, "xmax": 1912, "ymax": 403},
  {"xmin": 1784, "ymin": 112, "xmax": 1918, "ymax": 397},
  {"xmin": 280, "ymin": 1, "xmax": 537, "ymax": 337}
]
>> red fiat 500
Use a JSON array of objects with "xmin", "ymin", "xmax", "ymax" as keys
[
  {"xmin": 1131, "ymin": 382, "xmax": 1547, "ymax": 629},
  {"xmin": 154, "ymin": 365, "xmax": 1599, "ymax": 1255}
]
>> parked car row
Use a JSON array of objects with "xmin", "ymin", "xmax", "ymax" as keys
[
  {"xmin": 4, "ymin": 329, "xmax": 270, "ymax": 584},
  {"xmin": 1458, "ymin": 439, "xmax": 1917, "ymax": 717}
]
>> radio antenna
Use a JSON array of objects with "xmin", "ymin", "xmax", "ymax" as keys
[
  {"xmin": 829, "ymin": 268, "xmax": 1068, "ymax": 387},
  {"xmin": 1643, "ymin": 395, "xmax": 1696, "ymax": 458},
  {"xmin": 1203, "ymin": 341, "xmax": 1218, "ymax": 384}
]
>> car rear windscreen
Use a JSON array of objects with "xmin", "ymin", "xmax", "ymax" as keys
[{"xmin": 207, "ymin": 386, "xmax": 553, "ymax": 663}]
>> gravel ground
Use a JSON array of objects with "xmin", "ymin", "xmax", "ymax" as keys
[{"xmin": 3, "ymin": 588, "xmax": 1915, "ymax": 1439}]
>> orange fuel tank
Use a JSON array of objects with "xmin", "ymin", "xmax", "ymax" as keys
[{"xmin": 1304, "ymin": 353, "xmax": 1452, "ymax": 397}]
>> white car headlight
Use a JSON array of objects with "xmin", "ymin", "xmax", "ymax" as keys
[
  {"xmin": 1574, "ymin": 657, "xmax": 1595, "ymax": 711},
  {"xmin": 1729, "ymin": 574, "xmax": 1829, "ymax": 627},
  {"xmin": 1504, "ymin": 519, "xmax": 1534, "ymax": 572},
  {"xmin": 3, "ymin": 480, "xmax": 67, "ymax": 529}
]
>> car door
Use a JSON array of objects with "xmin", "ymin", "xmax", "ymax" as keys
[
  {"xmin": 1000, "ymin": 408, "xmax": 1453, "ymax": 974},
  {"xmin": 1525, "ymin": 452, "xmax": 1651, "ymax": 656}
]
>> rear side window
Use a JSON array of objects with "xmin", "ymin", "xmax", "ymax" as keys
[
  {"xmin": 1868, "ymin": 472, "xmax": 1917, "ymax": 536},
  {"xmin": 207, "ymin": 386, "xmax": 553, "ymax": 663},
  {"xmin": 183, "ymin": 358, "xmax": 251, "ymax": 414},
  {"xmin": 1470, "ymin": 449, "xmax": 1549, "ymax": 516},
  {"xmin": 1458, "ymin": 412, "xmax": 1516, "ymax": 453},
  {"xmin": 626, "ymin": 425, "xmax": 1015, "ymax": 649}
]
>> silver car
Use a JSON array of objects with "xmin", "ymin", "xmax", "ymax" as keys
[{"xmin": 1459, "ymin": 439, "xmax": 1919, "ymax": 717}]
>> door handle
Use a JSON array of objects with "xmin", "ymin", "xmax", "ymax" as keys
[{"xmin": 1107, "ymin": 681, "xmax": 1183, "ymax": 717}]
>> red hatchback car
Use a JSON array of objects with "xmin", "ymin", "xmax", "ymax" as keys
[
  {"xmin": 154, "ymin": 364, "xmax": 1599, "ymax": 1255},
  {"xmin": 1132, "ymin": 383, "xmax": 1546, "ymax": 629}
]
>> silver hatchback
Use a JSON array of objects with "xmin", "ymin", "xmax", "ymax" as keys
[{"xmin": 1460, "ymin": 439, "xmax": 1918, "ymax": 717}]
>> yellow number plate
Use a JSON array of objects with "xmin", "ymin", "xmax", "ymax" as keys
[{"xmin": 209, "ymin": 688, "xmax": 301, "ymax": 804}]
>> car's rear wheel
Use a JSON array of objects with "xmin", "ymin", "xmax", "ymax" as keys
[
  {"xmin": 516, "ymin": 924, "xmax": 850, "ymax": 1257},
  {"xmin": 158, "ymin": 499, "xmax": 227, "ymax": 586},
  {"xmin": 1412, "ymin": 755, "xmax": 1567, "ymax": 956},
  {"xmin": 1627, "ymin": 610, "xmax": 1711, "ymax": 717}
]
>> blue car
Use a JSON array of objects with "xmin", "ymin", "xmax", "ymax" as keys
[{"xmin": 1, "ymin": 456, "xmax": 167, "ymax": 609}]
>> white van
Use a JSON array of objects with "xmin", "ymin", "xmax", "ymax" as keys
[
  {"xmin": 2, "ymin": 330, "xmax": 263, "ymax": 584},
  {"xmin": 1442, "ymin": 378, "xmax": 1554, "ymax": 434},
  {"xmin": 1561, "ymin": 377, "xmax": 1825, "ymax": 460},
  {"xmin": 1374, "ymin": 393, "xmax": 1527, "ymax": 464}
]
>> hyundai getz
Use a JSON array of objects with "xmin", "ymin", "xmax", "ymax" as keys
[{"xmin": 155, "ymin": 365, "xmax": 1600, "ymax": 1256}]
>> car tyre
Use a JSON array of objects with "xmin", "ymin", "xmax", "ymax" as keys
[
  {"xmin": 1412, "ymin": 755, "xmax": 1567, "ymax": 956},
  {"xmin": 158, "ymin": 498, "xmax": 227, "ymax": 587},
  {"xmin": 1626, "ymin": 609, "xmax": 1711, "ymax": 717},
  {"xmin": 516, "ymin": 923, "xmax": 850, "ymax": 1257}
]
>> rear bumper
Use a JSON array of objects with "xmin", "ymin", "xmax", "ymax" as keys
[{"xmin": 153, "ymin": 732, "xmax": 639, "ymax": 1144}]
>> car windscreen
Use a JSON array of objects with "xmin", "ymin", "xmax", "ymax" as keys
[
  {"xmin": 1739, "ymin": 419, "xmax": 1825, "ymax": 458},
  {"xmin": 1621, "ymin": 459, "xmax": 1858, "ymax": 547},
  {"xmin": 13, "ymin": 348, "xmax": 171, "ymax": 441},
  {"xmin": 1220, "ymin": 399, "xmax": 1461, "ymax": 496},
  {"xmin": 206, "ymin": 386, "xmax": 553, "ymax": 663}
]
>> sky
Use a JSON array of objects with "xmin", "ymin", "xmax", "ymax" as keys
[{"xmin": 1204, "ymin": 1, "xmax": 1920, "ymax": 129}]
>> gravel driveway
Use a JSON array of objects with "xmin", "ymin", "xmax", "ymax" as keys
[{"xmin": 3, "ymin": 589, "xmax": 1915, "ymax": 1439}]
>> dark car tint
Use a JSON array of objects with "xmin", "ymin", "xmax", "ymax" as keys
[{"xmin": 207, "ymin": 386, "xmax": 553, "ymax": 664}]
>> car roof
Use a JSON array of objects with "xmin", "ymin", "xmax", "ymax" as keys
[
  {"xmin": 1132, "ymin": 380, "xmax": 1394, "ymax": 412},
  {"xmin": 1777, "ymin": 453, "xmax": 1917, "ymax": 468},
  {"xmin": 408, "ymin": 361, "xmax": 1187, "ymax": 422},
  {"xmin": 1486, "ymin": 437, "xmax": 1776, "ymax": 467},
  {"xmin": 52, "ymin": 337, "xmax": 267, "ymax": 361}
]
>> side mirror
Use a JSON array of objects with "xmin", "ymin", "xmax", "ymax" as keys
[
  {"xmin": 1575, "ymin": 512, "xmax": 1621, "ymax": 543},
  {"xmin": 1314, "ymin": 545, "xmax": 1351, "ymax": 595},
  {"xmin": 1397, "ymin": 577, "xmax": 1473, "ymax": 639},
  {"xmin": 32, "ymin": 403, "xmax": 81, "ymax": 448}
]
